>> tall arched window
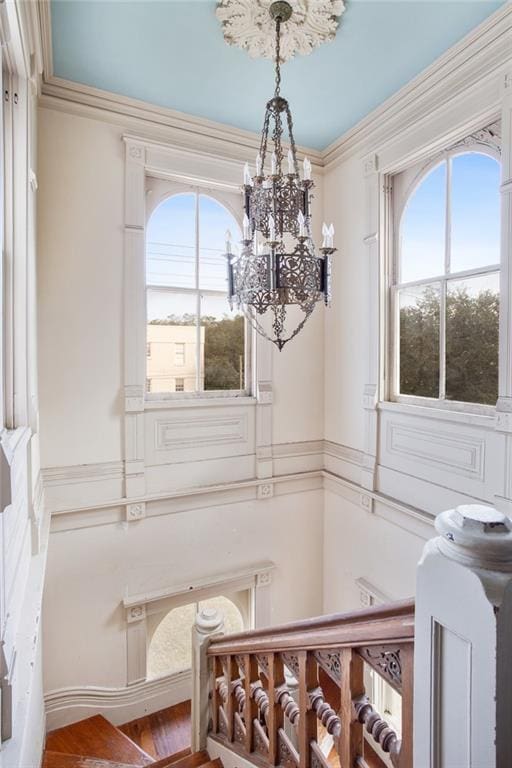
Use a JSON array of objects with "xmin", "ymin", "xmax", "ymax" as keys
[
  {"xmin": 392, "ymin": 147, "xmax": 501, "ymax": 406},
  {"xmin": 146, "ymin": 192, "xmax": 246, "ymax": 395}
]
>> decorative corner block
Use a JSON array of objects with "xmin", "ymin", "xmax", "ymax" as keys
[
  {"xmin": 362, "ymin": 384, "xmax": 378, "ymax": 410},
  {"xmin": 257, "ymin": 381, "xmax": 273, "ymax": 405},
  {"xmin": 256, "ymin": 570, "xmax": 272, "ymax": 587},
  {"xmin": 126, "ymin": 502, "xmax": 146, "ymax": 522},
  {"xmin": 363, "ymin": 153, "xmax": 378, "ymax": 177},
  {"xmin": 126, "ymin": 143, "xmax": 144, "ymax": 162},
  {"xmin": 360, "ymin": 493, "xmax": 373, "ymax": 513},
  {"xmin": 258, "ymin": 482, "xmax": 274, "ymax": 500},
  {"xmin": 127, "ymin": 604, "xmax": 146, "ymax": 623},
  {"xmin": 124, "ymin": 385, "xmax": 144, "ymax": 413}
]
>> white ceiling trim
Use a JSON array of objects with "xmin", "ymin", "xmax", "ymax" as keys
[{"xmin": 322, "ymin": 2, "xmax": 512, "ymax": 167}]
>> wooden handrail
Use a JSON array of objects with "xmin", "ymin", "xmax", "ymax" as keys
[
  {"xmin": 207, "ymin": 599, "xmax": 415, "ymax": 768},
  {"xmin": 208, "ymin": 599, "xmax": 414, "ymax": 655}
]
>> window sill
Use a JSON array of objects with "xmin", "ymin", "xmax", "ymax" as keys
[
  {"xmin": 144, "ymin": 394, "xmax": 257, "ymax": 410},
  {"xmin": 379, "ymin": 399, "xmax": 496, "ymax": 428}
]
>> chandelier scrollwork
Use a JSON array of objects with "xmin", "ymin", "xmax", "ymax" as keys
[{"xmin": 225, "ymin": 0, "xmax": 335, "ymax": 350}]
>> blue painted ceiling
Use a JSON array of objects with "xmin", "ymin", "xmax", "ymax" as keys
[{"xmin": 50, "ymin": 0, "xmax": 505, "ymax": 151}]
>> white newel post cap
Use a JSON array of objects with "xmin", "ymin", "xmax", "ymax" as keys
[
  {"xmin": 195, "ymin": 607, "xmax": 225, "ymax": 635},
  {"xmin": 435, "ymin": 504, "xmax": 512, "ymax": 572}
]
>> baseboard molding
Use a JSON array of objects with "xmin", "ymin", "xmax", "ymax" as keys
[{"xmin": 44, "ymin": 669, "xmax": 192, "ymax": 731}]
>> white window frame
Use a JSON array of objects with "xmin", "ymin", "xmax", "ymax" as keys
[
  {"xmin": 388, "ymin": 140, "xmax": 501, "ymax": 415},
  {"xmin": 145, "ymin": 180, "xmax": 252, "ymax": 403}
]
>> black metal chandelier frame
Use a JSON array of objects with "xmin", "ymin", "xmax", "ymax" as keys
[{"xmin": 226, "ymin": 0, "xmax": 335, "ymax": 350}]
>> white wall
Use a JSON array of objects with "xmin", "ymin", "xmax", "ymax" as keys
[
  {"xmin": 321, "ymin": 8, "xmax": 512, "ymax": 610},
  {"xmin": 37, "ymin": 102, "xmax": 326, "ymax": 728},
  {"xmin": 38, "ymin": 110, "xmax": 124, "ymax": 467},
  {"xmin": 43, "ymin": 488, "xmax": 324, "ymax": 724}
]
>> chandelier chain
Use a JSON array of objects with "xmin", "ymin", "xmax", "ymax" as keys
[
  {"xmin": 225, "ymin": 0, "xmax": 335, "ymax": 349},
  {"xmin": 274, "ymin": 17, "xmax": 281, "ymax": 99}
]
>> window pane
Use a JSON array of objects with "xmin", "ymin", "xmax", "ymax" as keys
[
  {"xmin": 450, "ymin": 153, "xmax": 500, "ymax": 274},
  {"xmin": 399, "ymin": 283, "xmax": 440, "ymax": 398},
  {"xmin": 400, "ymin": 162, "xmax": 446, "ymax": 283},
  {"xmin": 146, "ymin": 194, "xmax": 196, "ymax": 289},
  {"xmin": 199, "ymin": 195, "xmax": 241, "ymax": 292},
  {"xmin": 446, "ymin": 273, "xmax": 499, "ymax": 405},
  {"xmin": 201, "ymin": 293, "xmax": 244, "ymax": 391},
  {"xmin": 147, "ymin": 603, "xmax": 196, "ymax": 679},
  {"xmin": 147, "ymin": 289, "xmax": 198, "ymax": 393}
]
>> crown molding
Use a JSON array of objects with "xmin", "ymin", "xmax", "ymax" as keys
[
  {"xmin": 322, "ymin": 3, "xmax": 512, "ymax": 167},
  {"xmin": 39, "ymin": 75, "xmax": 324, "ymax": 169},
  {"xmin": 36, "ymin": 4, "xmax": 512, "ymax": 171},
  {"xmin": 37, "ymin": 0, "xmax": 52, "ymax": 82}
]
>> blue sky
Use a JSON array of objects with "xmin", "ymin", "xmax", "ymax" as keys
[
  {"xmin": 146, "ymin": 194, "xmax": 241, "ymax": 322},
  {"xmin": 400, "ymin": 152, "xmax": 501, "ymax": 286}
]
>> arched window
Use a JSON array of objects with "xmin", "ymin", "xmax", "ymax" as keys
[
  {"xmin": 392, "ymin": 148, "xmax": 500, "ymax": 406},
  {"xmin": 146, "ymin": 192, "xmax": 246, "ymax": 396},
  {"xmin": 147, "ymin": 596, "xmax": 244, "ymax": 680}
]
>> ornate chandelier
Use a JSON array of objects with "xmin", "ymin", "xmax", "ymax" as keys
[{"xmin": 225, "ymin": 1, "xmax": 335, "ymax": 350}]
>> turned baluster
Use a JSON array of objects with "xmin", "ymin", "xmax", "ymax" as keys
[
  {"xmin": 268, "ymin": 652, "xmax": 285, "ymax": 764},
  {"xmin": 211, "ymin": 656, "xmax": 222, "ymax": 736},
  {"xmin": 309, "ymin": 686, "xmax": 341, "ymax": 740},
  {"xmin": 244, "ymin": 654, "xmax": 259, "ymax": 754},
  {"xmin": 298, "ymin": 651, "xmax": 318, "ymax": 768},
  {"xmin": 223, "ymin": 655, "xmax": 240, "ymax": 742},
  {"xmin": 353, "ymin": 696, "xmax": 400, "ymax": 765},
  {"xmin": 253, "ymin": 681, "xmax": 270, "ymax": 724},
  {"xmin": 339, "ymin": 647, "xmax": 364, "ymax": 765}
]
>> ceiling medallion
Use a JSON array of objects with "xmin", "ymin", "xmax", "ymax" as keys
[
  {"xmin": 224, "ymin": 1, "xmax": 335, "ymax": 349},
  {"xmin": 216, "ymin": 0, "xmax": 345, "ymax": 63}
]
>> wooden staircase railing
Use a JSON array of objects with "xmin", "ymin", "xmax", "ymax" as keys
[{"xmin": 205, "ymin": 599, "xmax": 414, "ymax": 768}]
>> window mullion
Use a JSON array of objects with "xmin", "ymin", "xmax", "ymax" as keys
[
  {"xmin": 439, "ymin": 280, "xmax": 447, "ymax": 401},
  {"xmin": 439, "ymin": 159, "xmax": 451, "ymax": 401},
  {"xmin": 195, "ymin": 192, "xmax": 201, "ymax": 392}
]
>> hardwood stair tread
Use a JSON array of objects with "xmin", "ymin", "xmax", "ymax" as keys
[
  {"xmin": 45, "ymin": 715, "xmax": 154, "ymax": 765},
  {"xmin": 119, "ymin": 701, "xmax": 191, "ymax": 760},
  {"xmin": 152, "ymin": 759, "xmax": 220, "ymax": 768},
  {"xmin": 42, "ymin": 752, "xmax": 141, "ymax": 768}
]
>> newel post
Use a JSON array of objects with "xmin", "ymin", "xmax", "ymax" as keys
[
  {"xmin": 414, "ymin": 504, "xmax": 512, "ymax": 767},
  {"xmin": 191, "ymin": 607, "xmax": 225, "ymax": 752}
]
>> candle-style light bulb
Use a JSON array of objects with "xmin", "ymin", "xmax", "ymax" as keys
[
  {"xmin": 328, "ymin": 223, "xmax": 335, "ymax": 248},
  {"xmin": 287, "ymin": 149, "xmax": 294, "ymax": 175},
  {"xmin": 243, "ymin": 162, "xmax": 252, "ymax": 186},
  {"xmin": 269, "ymin": 214, "xmax": 276, "ymax": 242},
  {"xmin": 271, "ymin": 151, "xmax": 277, "ymax": 175},
  {"xmin": 255, "ymin": 152, "xmax": 262, "ymax": 177},
  {"xmin": 298, "ymin": 211, "xmax": 306, "ymax": 238},
  {"xmin": 225, "ymin": 229, "xmax": 233, "ymax": 253},
  {"xmin": 322, "ymin": 222, "xmax": 329, "ymax": 249},
  {"xmin": 303, "ymin": 157, "xmax": 312, "ymax": 181},
  {"xmin": 243, "ymin": 213, "xmax": 251, "ymax": 241}
]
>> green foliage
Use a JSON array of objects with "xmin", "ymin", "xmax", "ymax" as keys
[
  {"xmin": 400, "ymin": 285, "xmax": 499, "ymax": 405},
  {"xmin": 204, "ymin": 315, "xmax": 244, "ymax": 391},
  {"xmin": 400, "ymin": 286, "xmax": 440, "ymax": 398}
]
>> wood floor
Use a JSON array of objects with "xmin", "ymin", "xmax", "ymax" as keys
[{"xmin": 119, "ymin": 701, "xmax": 192, "ymax": 760}]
